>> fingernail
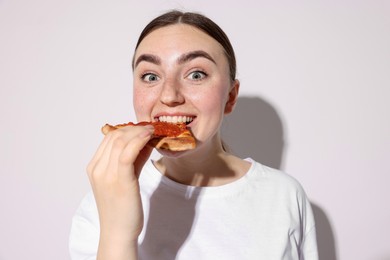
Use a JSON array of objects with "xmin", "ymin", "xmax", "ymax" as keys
[
  {"xmin": 144, "ymin": 125, "xmax": 155, "ymax": 132},
  {"xmin": 139, "ymin": 125, "xmax": 154, "ymax": 138}
]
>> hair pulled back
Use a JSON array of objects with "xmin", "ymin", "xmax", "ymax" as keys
[{"xmin": 133, "ymin": 10, "xmax": 237, "ymax": 82}]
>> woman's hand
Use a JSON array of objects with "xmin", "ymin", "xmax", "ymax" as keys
[{"xmin": 87, "ymin": 125, "xmax": 154, "ymax": 259}]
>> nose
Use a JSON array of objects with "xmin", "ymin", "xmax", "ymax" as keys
[{"xmin": 159, "ymin": 79, "xmax": 185, "ymax": 106}]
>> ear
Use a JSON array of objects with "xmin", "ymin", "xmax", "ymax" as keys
[{"xmin": 224, "ymin": 79, "xmax": 240, "ymax": 115}]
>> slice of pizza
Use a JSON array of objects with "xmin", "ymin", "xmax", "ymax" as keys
[{"xmin": 101, "ymin": 121, "xmax": 196, "ymax": 151}]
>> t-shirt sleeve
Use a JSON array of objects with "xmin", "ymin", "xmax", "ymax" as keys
[
  {"xmin": 301, "ymin": 224, "xmax": 319, "ymax": 260},
  {"xmin": 69, "ymin": 191, "xmax": 99, "ymax": 260},
  {"xmin": 300, "ymin": 193, "xmax": 319, "ymax": 260}
]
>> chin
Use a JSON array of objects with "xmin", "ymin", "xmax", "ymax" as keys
[{"xmin": 156, "ymin": 148, "xmax": 191, "ymax": 158}]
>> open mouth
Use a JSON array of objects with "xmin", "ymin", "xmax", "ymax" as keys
[{"xmin": 156, "ymin": 115, "xmax": 195, "ymax": 125}]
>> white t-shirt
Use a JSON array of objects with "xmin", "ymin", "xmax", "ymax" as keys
[{"xmin": 69, "ymin": 158, "xmax": 318, "ymax": 260}]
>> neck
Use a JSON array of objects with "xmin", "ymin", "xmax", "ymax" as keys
[{"xmin": 154, "ymin": 137, "xmax": 250, "ymax": 187}]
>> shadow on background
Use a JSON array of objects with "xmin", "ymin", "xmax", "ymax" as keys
[
  {"xmin": 222, "ymin": 96, "xmax": 338, "ymax": 260},
  {"xmin": 222, "ymin": 96, "xmax": 284, "ymax": 169},
  {"xmin": 311, "ymin": 203, "xmax": 338, "ymax": 260}
]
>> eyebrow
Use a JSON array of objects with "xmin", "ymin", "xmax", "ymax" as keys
[
  {"xmin": 177, "ymin": 50, "xmax": 216, "ymax": 65},
  {"xmin": 133, "ymin": 50, "xmax": 216, "ymax": 69},
  {"xmin": 134, "ymin": 54, "xmax": 161, "ymax": 68}
]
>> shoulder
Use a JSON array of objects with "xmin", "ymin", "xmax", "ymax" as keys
[
  {"xmin": 246, "ymin": 159, "xmax": 312, "ymax": 209},
  {"xmin": 248, "ymin": 159, "xmax": 317, "ymax": 233},
  {"xmin": 249, "ymin": 159, "xmax": 305, "ymax": 192}
]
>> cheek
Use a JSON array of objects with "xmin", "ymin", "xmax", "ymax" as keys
[
  {"xmin": 194, "ymin": 85, "xmax": 229, "ymax": 115},
  {"xmin": 133, "ymin": 87, "xmax": 157, "ymax": 119}
]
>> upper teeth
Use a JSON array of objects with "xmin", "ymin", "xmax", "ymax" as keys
[{"xmin": 158, "ymin": 116, "xmax": 194, "ymax": 124}]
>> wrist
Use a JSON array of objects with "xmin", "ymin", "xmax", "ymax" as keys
[{"xmin": 98, "ymin": 234, "xmax": 138, "ymax": 260}]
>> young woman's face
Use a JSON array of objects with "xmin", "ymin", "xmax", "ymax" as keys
[{"xmin": 133, "ymin": 24, "xmax": 237, "ymax": 152}]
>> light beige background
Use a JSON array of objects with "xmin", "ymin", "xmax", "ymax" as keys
[{"xmin": 1, "ymin": 0, "xmax": 389, "ymax": 259}]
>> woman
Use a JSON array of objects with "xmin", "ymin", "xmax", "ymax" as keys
[{"xmin": 69, "ymin": 10, "xmax": 318, "ymax": 260}]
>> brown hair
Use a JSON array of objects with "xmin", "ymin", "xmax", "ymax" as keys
[{"xmin": 132, "ymin": 10, "xmax": 237, "ymax": 82}]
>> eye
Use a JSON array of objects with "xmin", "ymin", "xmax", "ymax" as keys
[
  {"xmin": 141, "ymin": 73, "xmax": 160, "ymax": 82},
  {"xmin": 187, "ymin": 71, "xmax": 207, "ymax": 81}
]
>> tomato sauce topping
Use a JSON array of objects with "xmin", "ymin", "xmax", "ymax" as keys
[{"xmin": 120, "ymin": 121, "xmax": 187, "ymax": 137}]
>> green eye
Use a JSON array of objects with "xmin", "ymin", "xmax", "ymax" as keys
[
  {"xmin": 141, "ymin": 73, "xmax": 159, "ymax": 82},
  {"xmin": 188, "ymin": 71, "xmax": 207, "ymax": 81}
]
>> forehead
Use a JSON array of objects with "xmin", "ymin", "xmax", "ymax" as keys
[{"xmin": 134, "ymin": 24, "xmax": 225, "ymax": 60}]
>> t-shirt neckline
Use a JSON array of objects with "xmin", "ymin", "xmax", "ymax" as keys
[{"xmin": 142, "ymin": 158, "xmax": 259, "ymax": 199}]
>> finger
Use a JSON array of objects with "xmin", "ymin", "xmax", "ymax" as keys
[
  {"xmin": 117, "ymin": 127, "xmax": 154, "ymax": 181},
  {"xmin": 97, "ymin": 125, "xmax": 153, "ymax": 179},
  {"xmin": 134, "ymin": 145, "xmax": 154, "ymax": 178},
  {"xmin": 88, "ymin": 127, "xmax": 134, "ymax": 181},
  {"xmin": 87, "ymin": 132, "xmax": 114, "ymax": 176}
]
